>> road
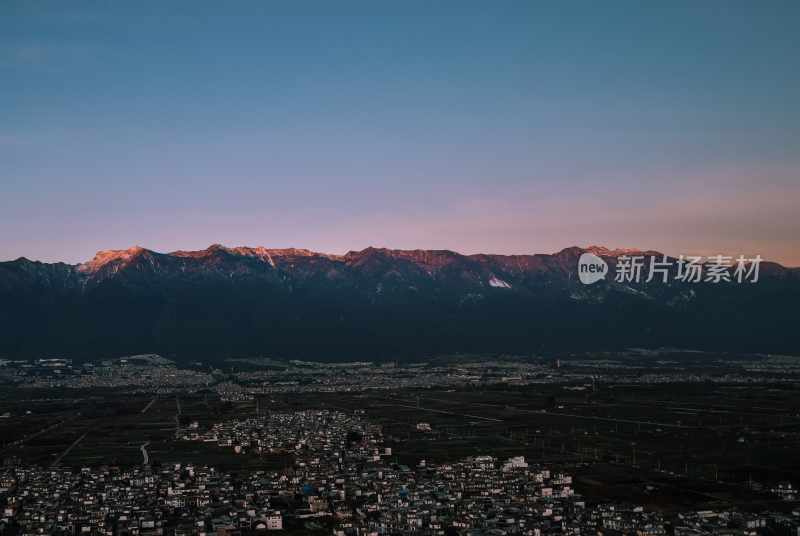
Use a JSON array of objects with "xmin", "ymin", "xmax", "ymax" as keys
[
  {"xmin": 0, "ymin": 414, "xmax": 80, "ymax": 454},
  {"xmin": 174, "ymin": 396, "xmax": 182, "ymax": 438},
  {"xmin": 140, "ymin": 441, "xmax": 150, "ymax": 465},
  {"xmin": 377, "ymin": 398, "xmax": 503, "ymax": 423},
  {"xmin": 51, "ymin": 432, "xmax": 87, "ymax": 468},
  {"xmin": 141, "ymin": 397, "xmax": 157, "ymax": 414},
  {"xmin": 414, "ymin": 395, "xmax": 694, "ymax": 430}
]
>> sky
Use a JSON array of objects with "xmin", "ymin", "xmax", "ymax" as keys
[{"xmin": 1, "ymin": 1, "xmax": 799, "ymax": 265}]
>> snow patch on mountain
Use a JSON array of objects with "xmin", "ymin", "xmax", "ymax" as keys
[{"xmin": 488, "ymin": 275, "xmax": 511, "ymax": 289}]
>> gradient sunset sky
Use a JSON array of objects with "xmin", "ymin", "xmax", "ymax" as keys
[{"xmin": 2, "ymin": 1, "xmax": 799, "ymax": 265}]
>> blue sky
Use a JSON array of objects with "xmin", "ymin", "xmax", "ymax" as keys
[{"xmin": 2, "ymin": 1, "xmax": 799, "ymax": 264}]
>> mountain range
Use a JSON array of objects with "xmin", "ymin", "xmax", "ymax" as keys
[{"xmin": 1, "ymin": 244, "xmax": 798, "ymax": 361}]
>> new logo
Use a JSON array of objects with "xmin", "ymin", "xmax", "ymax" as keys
[{"xmin": 578, "ymin": 253, "xmax": 608, "ymax": 285}]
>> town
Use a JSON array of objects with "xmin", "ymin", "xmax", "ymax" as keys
[
  {"xmin": 3, "ymin": 407, "xmax": 799, "ymax": 535},
  {"xmin": 1, "ymin": 352, "xmax": 800, "ymax": 535}
]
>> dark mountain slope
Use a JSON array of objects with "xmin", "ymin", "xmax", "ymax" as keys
[{"xmin": 1, "ymin": 244, "xmax": 798, "ymax": 361}]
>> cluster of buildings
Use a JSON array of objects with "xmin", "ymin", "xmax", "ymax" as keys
[
  {"xmin": 1, "ymin": 357, "xmax": 214, "ymax": 394},
  {"xmin": 673, "ymin": 510, "xmax": 800, "ymax": 536},
  {"xmin": 5, "ymin": 355, "xmax": 796, "ymax": 399},
  {"xmin": 223, "ymin": 364, "xmax": 484, "ymax": 398},
  {"xmin": 3, "ymin": 448, "xmax": 797, "ymax": 536},
  {"xmin": 179, "ymin": 410, "xmax": 376, "ymax": 458},
  {"xmin": 564, "ymin": 353, "xmax": 800, "ymax": 385},
  {"xmin": 217, "ymin": 358, "xmax": 800, "ymax": 401},
  {"xmin": 1, "ymin": 357, "xmax": 578, "ymax": 399},
  {"xmin": 2, "ymin": 409, "xmax": 785, "ymax": 535},
  {"xmin": 215, "ymin": 360, "xmax": 604, "ymax": 399},
  {"xmin": 0, "ymin": 450, "xmax": 644, "ymax": 536},
  {"xmin": 0, "ymin": 464, "xmax": 284, "ymax": 535}
]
